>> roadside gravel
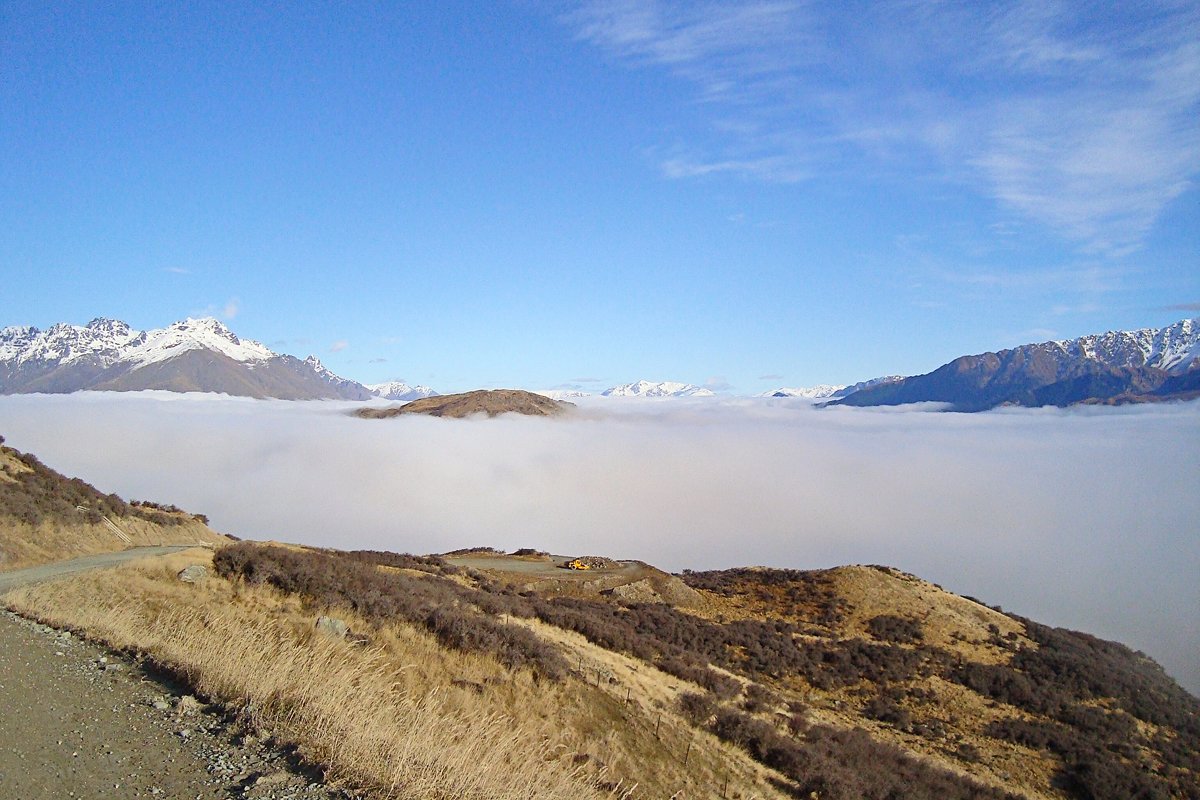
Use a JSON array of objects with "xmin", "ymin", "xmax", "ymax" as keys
[{"xmin": 0, "ymin": 607, "xmax": 362, "ymax": 799}]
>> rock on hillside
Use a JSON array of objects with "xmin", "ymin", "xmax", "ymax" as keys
[{"xmin": 354, "ymin": 389, "xmax": 573, "ymax": 419}]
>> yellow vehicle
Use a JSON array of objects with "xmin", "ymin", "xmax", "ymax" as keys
[{"xmin": 566, "ymin": 559, "xmax": 591, "ymax": 570}]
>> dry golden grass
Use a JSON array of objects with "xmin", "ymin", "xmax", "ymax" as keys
[
  {"xmin": 669, "ymin": 567, "xmax": 1063, "ymax": 799},
  {"xmin": 825, "ymin": 565, "xmax": 1030, "ymax": 663},
  {"xmin": 0, "ymin": 517, "xmax": 224, "ymax": 572},
  {"xmin": 1, "ymin": 548, "xmax": 791, "ymax": 800},
  {"xmin": 0, "ymin": 447, "xmax": 34, "ymax": 483}
]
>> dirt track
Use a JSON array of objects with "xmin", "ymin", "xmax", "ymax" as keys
[
  {"xmin": 0, "ymin": 550, "xmax": 357, "ymax": 800},
  {"xmin": 0, "ymin": 546, "xmax": 197, "ymax": 592}
]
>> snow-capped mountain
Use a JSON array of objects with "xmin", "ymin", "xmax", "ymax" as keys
[
  {"xmin": 833, "ymin": 319, "xmax": 1200, "ymax": 411},
  {"xmin": 601, "ymin": 380, "xmax": 716, "ymax": 398},
  {"xmin": 0, "ymin": 317, "xmax": 374, "ymax": 400},
  {"xmin": 762, "ymin": 376, "xmax": 904, "ymax": 400},
  {"xmin": 1042, "ymin": 318, "xmax": 1200, "ymax": 373},
  {"xmin": 762, "ymin": 384, "xmax": 846, "ymax": 400},
  {"xmin": 365, "ymin": 381, "xmax": 439, "ymax": 401},
  {"xmin": 533, "ymin": 389, "xmax": 593, "ymax": 401},
  {"xmin": 128, "ymin": 318, "xmax": 276, "ymax": 367}
]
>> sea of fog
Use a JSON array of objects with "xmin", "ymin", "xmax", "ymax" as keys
[{"xmin": 1, "ymin": 391, "xmax": 1197, "ymax": 694}]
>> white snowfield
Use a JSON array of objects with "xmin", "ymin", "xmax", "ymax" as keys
[
  {"xmin": 0, "ymin": 317, "xmax": 274, "ymax": 367},
  {"xmin": 128, "ymin": 318, "xmax": 275, "ymax": 367},
  {"xmin": 364, "ymin": 381, "xmax": 438, "ymax": 400},
  {"xmin": 602, "ymin": 380, "xmax": 716, "ymax": 398},
  {"xmin": 1046, "ymin": 318, "xmax": 1200, "ymax": 374},
  {"xmin": 761, "ymin": 385, "xmax": 846, "ymax": 399}
]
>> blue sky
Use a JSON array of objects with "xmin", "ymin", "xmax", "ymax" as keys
[{"xmin": 3, "ymin": 1, "xmax": 1198, "ymax": 393}]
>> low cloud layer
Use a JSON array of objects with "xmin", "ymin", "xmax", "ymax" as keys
[{"xmin": 1, "ymin": 392, "xmax": 1196, "ymax": 693}]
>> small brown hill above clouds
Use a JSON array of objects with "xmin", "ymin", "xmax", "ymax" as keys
[{"xmin": 353, "ymin": 389, "xmax": 573, "ymax": 419}]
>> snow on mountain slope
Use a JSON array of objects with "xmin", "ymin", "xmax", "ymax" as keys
[
  {"xmin": 0, "ymin": 318, "xmax": 144, "ymax": 365},
  {"xmin": 833, "ymin": 319, "xmax": 1200, "ymax": 411},
  {"xmin": 533, "ymin": 389, "xmax": 593, "ymax": 401},
  {"xmin": 761, "ymin": 385, "xmax": 846, "ymax": 399},
  {"xmin": 365, "ymin": 381, "xmax": 439, "ymax": 401},
  {"xmin": 1047, "ymin": 318, "xmax": 1200, "ymax": 374},
  {"xmin": 126, "ymin": 318, "xmax": 274, "ymax": 367},
  {"xmin": 0, "ymin": 317, "xmax": 376, "ymax": 400},
  {"xmin": 602, "ymin": 380, "xmax": 716, "ymax": 398}
]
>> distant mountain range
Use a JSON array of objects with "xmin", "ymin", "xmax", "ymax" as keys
[
  {"xmin": 537, "ymin": 381, "xmax": 717, "ymax": 400},
  {"xmin": 762, "ymin": 376, "xmax": 905, "ymax": 400},
  {"xmin": 0, "ymin": 317, "xmax": 432, "ymax": 401},
  {"xmin": 602, "ymin": 380, "xmax": 715, "ymax": 398},
  {"xmin": 831, "ymin": 318, "xmax": 1200, "ymax": 411},
  {"xmin": 363, "ymin": 380, "xmax": 438, "ymax": 401},
  {"xmin": 3, "ymin": 316, "xmax": 1198, "ymax": 410}
]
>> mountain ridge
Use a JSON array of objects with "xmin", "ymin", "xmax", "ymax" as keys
[
  {"xmin": 5, "ymin": 316, "xmax": 1199, "ymax": 409},
  {"xmin": 1, "ymin": 317, "xmax": 396, "ymax": 401},
  {"xmin": 832, "ymin": 318, "xmax": 1200, "ymax": 411}
]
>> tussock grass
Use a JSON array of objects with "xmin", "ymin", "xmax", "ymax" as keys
[
  {"xmin": 0, "ymin": 517, "xmax": 222, "ymax": 572},
  {"xmin": 1, "ymin": 549, "xmax": 791, "ymax": 799},
  {"xmin": 2, "ymin": 551, "xmax": 607, "ymax": 799}
]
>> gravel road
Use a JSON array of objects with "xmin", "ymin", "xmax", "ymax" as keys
[
  {"xmin": 0, "ymin": 546, "xmax": 198, "ymax": 592},
  {"xmin": 0, "ymin": 550, "xmax": 362, "ymax": 800}
]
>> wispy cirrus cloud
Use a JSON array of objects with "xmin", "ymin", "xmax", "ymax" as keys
[
  {"xmin": 565, "ymin": 1, "xmax": 1200, "ymax": 253},
  {"xmin": 195, "ymin": 297, "xmax": 241, "ymax": 321},
  {"xmin": 938, "ymin": 263, "xmax": 1127, "ymax": 294}
]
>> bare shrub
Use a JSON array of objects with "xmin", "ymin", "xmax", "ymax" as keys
[
  {"xmin": 213, "ymin": 543, "xmax": 565, "ymax": 679},
  {"xmin": 866, "ymin": 614, "xmax": 924, "ymax": 644}
]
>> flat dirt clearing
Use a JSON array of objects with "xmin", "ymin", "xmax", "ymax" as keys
[{"xmin": 445, "ymin": 552, "xmax": 642, "ymax": 579}]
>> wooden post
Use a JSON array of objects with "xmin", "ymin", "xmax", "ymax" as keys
[
  {"xmin": 655, "ymin": 714, "xmax": 661, "ymax": 738},
  {"xmin": 683, "ymin": 738, "xmax": 692, "ymax": 766},
  {"xmin": 722, "ymin": 775, "xmax": 728, "ymax": 798},
  {"xmin": 624, "ymin": 687, "xmax": 631, "ymax": 705}
]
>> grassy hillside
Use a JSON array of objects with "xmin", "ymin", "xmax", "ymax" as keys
[
  {"xmin": 0, "ymin": 438, "xmax": 1195, "ymax": 798},
  {"xmin": 9, "ymin": 538, "xmax": 1196, "ymax": 799},
  {"xmin": 0, "ymin": 434, "xmax": 225, "ymax": 569}
]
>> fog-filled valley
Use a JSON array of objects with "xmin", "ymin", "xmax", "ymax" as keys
[{"xmin": 1, "ymin": 391, "xmax": 1195, "ymax": 694}]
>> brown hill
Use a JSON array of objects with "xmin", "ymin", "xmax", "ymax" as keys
[
  {"xmin": 0, "ymin": 435, "xmax": 226, "ymax": 570},
  {"xmin": 206, "ymin": 546, "xmax": 1200, "ymax": 800},
  {"xmin": 354, "ymin": 389, "xmax": 573, "ymax": 419}
]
